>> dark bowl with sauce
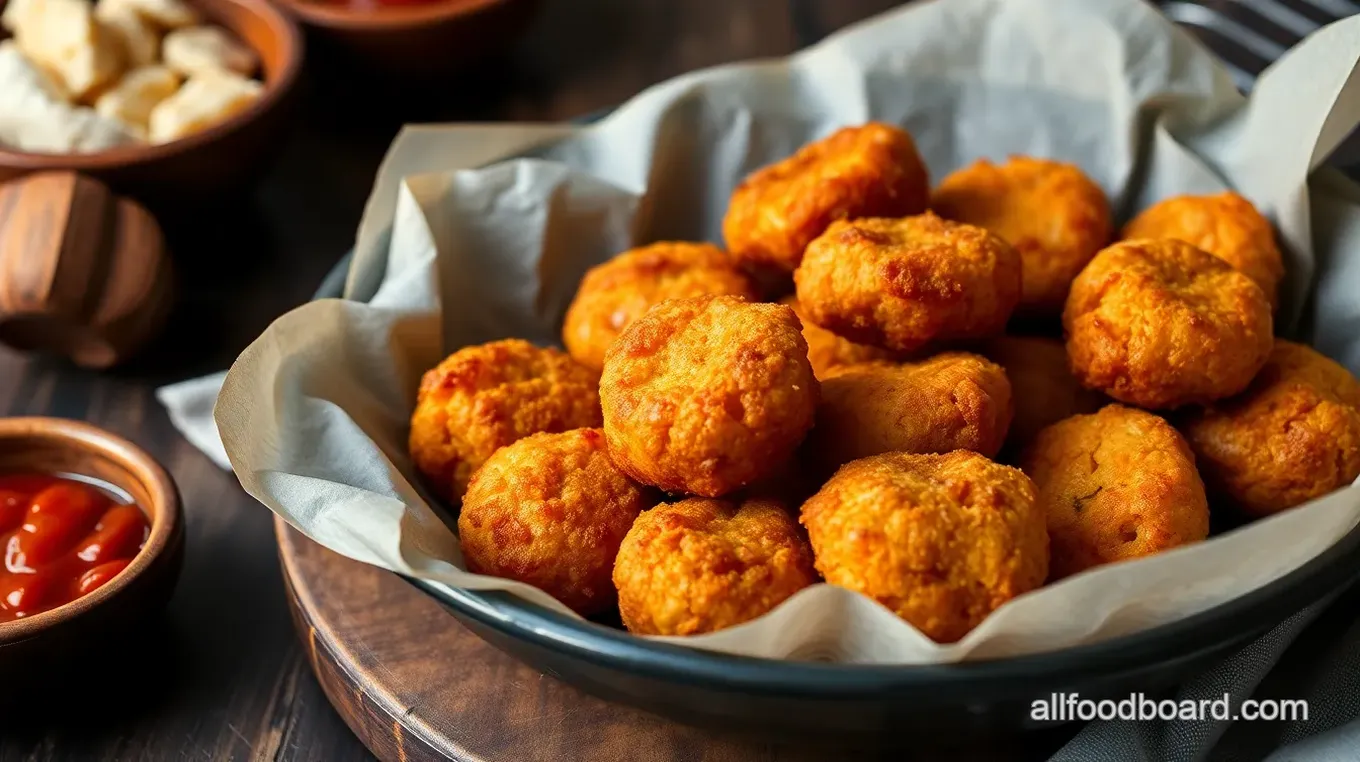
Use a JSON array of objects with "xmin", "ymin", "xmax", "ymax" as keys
[
  {"xmin": 0, "ymin": 418, "xmax": 183, "ymax": 684},
  {"xmin": 271, "ymin": 0, "xmax": 538, "ymax": 78}
]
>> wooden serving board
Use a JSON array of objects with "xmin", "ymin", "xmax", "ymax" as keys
[{"xmin": 276, "ymin": 518, "xmax": 1070, "ymax": 762}]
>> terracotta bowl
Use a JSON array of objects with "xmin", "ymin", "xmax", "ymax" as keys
[
  {"xmin": 0, "ymin": 0, "xmax": 303, "ymax": 208},
  {"xmin": 274, "ymin": 0, "xmax": 538, "ymax": 77},
  {"xmin": 0, "ymin": 418, "xmax": 184, "ymax": 682}
]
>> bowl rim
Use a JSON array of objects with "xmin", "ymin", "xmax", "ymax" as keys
[
  {"xmin": 271, "ymin": 0, "xmax": 515, "ymax": 32},
  {"xmin": 0, "ymin": 0, "xmax": 304, "ymax": 169},
  {"xmin": 0, "ymin": 417, "xmax": 181, "ymax": 642},
  {"xmin": 414, "ymin": 497, "xmax": 1360, "ymax": 696}
]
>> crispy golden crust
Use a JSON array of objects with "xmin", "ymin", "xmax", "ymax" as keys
[
  {"xmin": 600, "ymin": 295, "xmax": 819, "ymax": 497},
  {"xmin": 723, "ymin": 122, "xmax": 930, "ymax": 273},
  {"xmin": 613, "ymin": 497, "xmax": 817, "ymax": 635},
  {"xmin": 793, "ymin": 213, "xmax": 1021, "ymax": 353},
  {"xmin": 1180, "ymin": 341, "xmax": 1360, "ymax": 517},
  {"xmin": 562, "ymin": 242, "xmax": 758, "ymax": 371},
  {"xmin": 1063, "ymin": 239, "xmax": 1273, "ymax": 410},
  {"xmin": 981, "ymin": 336, "xmax": 1107, "ymax": 454},
  {"xmin": 1021, "ymin": 405, "xmax": 1208, "ymax": 580},
  {"xmin": 799, "ymin": 451, "xmax": 1047, "ymax": 643},
  {"xmin": 459, "ymin": 429, "xmax": 655, "ymax": 616},
  {"xmin": 808, "ymin": 353, "xmax": 1013, "ymax": 470},
  {"xmin": 932, "ymin": 157, "xmax": 1112, "ymax": 317},
  {"xmin": 409, "ymin": 339, "xmax": 603, "ymax": 502},
  {"xmin": 781, "ymin": 294, "xmax": 898, "ymax": 380},
  {"xmin": 1122, "ymin": 192, "xmax": 1284, "ymax": 309}
]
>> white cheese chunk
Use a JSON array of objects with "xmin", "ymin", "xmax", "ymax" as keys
[
  {"xmin": 0, "ymin": 41, "xmax": 138, "ymax": 153},
  {"xmin": 95, "ymin": 64, "xmax": 179, "ymax": 134},
  {"xmin": 13, "ymin": 0, "xmax": 124, "ymax": 101},
  {"xmin": 162, "ymin": 25, "xmax": 256, "ymax": 78},
  {"xmin": 95, "ymin": 0, "xmax": 197, "ymax": 29},
  {"xmin": 147, "ymin": 70, "xmax": 260, "ymax": 144},
  {"xmin": 1, "ymin": 0, "xmax": 39, "ymax": 33},
  {"xmin": 95, "ymin": 2, "xmax": 161, "ymax": 68}
]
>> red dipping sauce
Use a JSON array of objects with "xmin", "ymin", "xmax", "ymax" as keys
[{"xmin": 0, "ymin": 473, "xmax": 149, "ymax": 623}]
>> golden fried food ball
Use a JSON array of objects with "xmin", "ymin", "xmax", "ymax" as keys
[
  {"xmin": 1181, "ymin": 341, "xmax": 1360, "ymax": 518},
  {"xmin": 932, "ymin": 157, "xmax": 1112, "ymax": 317},
  {"xmin": 780, "ymin": 294, "xmax": 897, "ymax": 380},
  {"xmin": 1122, "ymin": 192, "xmax": 1284, "ymax": 308},
  {"xmin": 981, "ymin": 336, "xmax": 1107, "ymax": 453},
  {"xmin": 459, "ymin": 429, "xmax": 654, "ymax": 616},
  {"xmin": 613, "ymin": 497, "xmax": 816, "ymax": 635},
  {"xmin": 723, "ymin": 122, "xmax": 930, "ymax": 273},
  {"xmin": 794, "ymin": 213, "xmax": 1021, "ymax": 353},
  {"xmin": 562, "ymin": 242, "xmax": 758, "ymax": 371},
  {"xmin": 807, "ymin": 353, "xmax": 1012, "ymax": 470},
  {"xmin": 1021, "ymin": 405, "xmax": 1208, "ymax": 580},
  {"xmin": 1064, "ymin": 239, "xmax": 1273, "ymax": 410},
  {"xmin": 409, "ymin": 339, "xmax": 602, "ymax": 502},
  {"xmin": 800, "ymin": 450, "xmax": 1047, "ymax": 643},
  {"xmin": 600, "ymin": 295, "xmax": 818, "ymax": 497}
]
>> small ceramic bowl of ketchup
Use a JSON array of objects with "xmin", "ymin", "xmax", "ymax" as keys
[{"xmin": 0, "ymin": 417, "xmax": 182, "ymax": 678}]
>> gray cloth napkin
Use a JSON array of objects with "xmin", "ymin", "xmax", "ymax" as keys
[{"xmin": 1051, "ymin": 594, "xmax": 1359, "ymax": 761}]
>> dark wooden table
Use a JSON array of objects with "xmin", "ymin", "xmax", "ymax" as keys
[{"xmin": 0, "ymin": 2, "xmax": 913, "ymax": 759}]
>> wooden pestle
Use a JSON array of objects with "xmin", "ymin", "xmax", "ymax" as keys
[{"xmin": 0, "ymin": 171, "xmax": 173, "ymax": 369}]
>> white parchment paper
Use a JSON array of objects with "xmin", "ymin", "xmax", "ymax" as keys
[{"xmin": 215, "ymin": 0, "xmax": 1360, "ymax": 663}]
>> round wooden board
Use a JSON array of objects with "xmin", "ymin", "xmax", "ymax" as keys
[{"xmin": 276, "ymin": 518, "xmax": 1074, "ymax": 762}]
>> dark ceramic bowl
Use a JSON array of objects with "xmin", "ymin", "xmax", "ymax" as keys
[
  {"xmin": 272, "ymin": 0, "xmax": 538, "ymax": 77},
  {"xmin": 311, "ymin": 251, "xmax": 1360, "ymax": 742},
  {"xmin": 0, "ymin": 418, "xmax": 184, "ymax": 682}
]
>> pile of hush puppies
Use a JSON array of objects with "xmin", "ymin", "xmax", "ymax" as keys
[{"xmin": 407, "ymin": 122, "xmax": 1360, "ymax": 645}]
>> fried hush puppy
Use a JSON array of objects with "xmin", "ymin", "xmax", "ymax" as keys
[
  {"xmin": 800, "ymin": 451, "xmax": 1048, "ymax": 643},
  {"xmin": 1021, "ymin": 405, "xmax": 1209, "ymax": 580},
  {"xmin": 794, "ymin": 213, "xmax": 1022, "ymax": 354},
  {"xmin": 982, "ymin": 336, "xmax": 1107, "ymax": 453},
  {"xmin": 1122, "ymin": 192, "xmax": 1284, "ymax": 308},
  {"xmin": 459, "ymin": 429, "xmax": 655, "ymax": 616},
  {"xmin": 932, "ymin": 157, "xmax": 1112, "ymax": 317},
  {"xmin": 723, "ymin": 122, "xmax": 930, "ymax": 273},
  {"xmin": 613, "ymin": 497, "xmax": 817, "ymax": 635},
  {"xmin": 1064, "ymin": 239, "xmax": 1273, "ymax": 410},
  {"xmin": 562, "ymin": 242, "xmax": 758, "ymax": 371},
  {"xmin": 600, "ymin": 295, "xmax": 818, "ymax": 497},
  {"xmin": 409, "ymin": 339, "xmax": 602, "ymax": 502},
  {"xmin": 808, "ymin": 353, "xmax": 1012, "ymax": 470},
  {"xmin": 1181, "ymin": 341, "xmax": 1360, "ymax": 518},
  {"xmin": 781, "ymin": 294, "xmax": 897, "ymax": 380}
]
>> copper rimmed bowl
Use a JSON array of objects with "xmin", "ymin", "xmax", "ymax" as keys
[
  {"xmin": 0, "ymin": 0, "xmax": 304, "ymax": 206},
  {"xmin": 0, "ymin": 418, "xmax": 184, "ymax": 682}
]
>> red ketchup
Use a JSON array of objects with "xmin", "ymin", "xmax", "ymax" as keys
[{"xmin": 0, "ymin": 473, "xmax": 149, "ymax": 623}]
